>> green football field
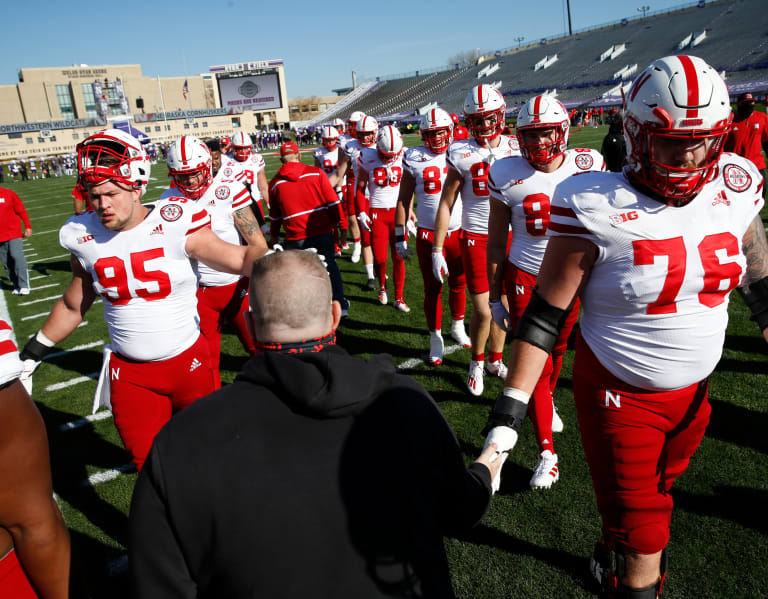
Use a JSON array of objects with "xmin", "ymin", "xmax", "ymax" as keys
[{"xmin": 2, "ymin": 127, "xmax": 767, "ymax": 598}]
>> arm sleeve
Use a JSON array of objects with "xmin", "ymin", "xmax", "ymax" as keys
[{"xmin": 129, "ymin": 444, "xmax": 197, "ymax": 598}]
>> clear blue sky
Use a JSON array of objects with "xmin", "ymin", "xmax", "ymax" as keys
[{"xmin": 1, "ymin": 0, "xmax": 692, "ymax": 99}]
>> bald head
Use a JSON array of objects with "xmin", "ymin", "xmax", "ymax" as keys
[{"xmin": 248, "ymin": 251, "xmax": 336, "ymax": 342}]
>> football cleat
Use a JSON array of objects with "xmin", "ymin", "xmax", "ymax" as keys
[
  {"xmin": 552, "ymin": 402, "xmax": 564, "ymax": 433},
  {"xmin": 393, "ymin": 299, "xmax": 410, "ymax": 313},
  {"xmin": 428, "ymin": 331, "xmax": 444, "ymax": 365},
  {"xmin": 486, "ymin": 359, "xmax": 508, "ymax": 380},
  {"xmin": 450, "ymin": 320, "xmax": 472, "ymax": 348},
  {"xmin": 530, "ymin": 450, "xmax": 559, "ymax": 489},
  {"xmin": 466, "ymin": 360, "xmax": 485, "ymax": 396},
  {"xmin": 378, "ymin": 289, "xmax": 388, "ymax": 305},
  {"xmin": 365, "ymin": 278, "xmax": 376, "ymax": 291}
]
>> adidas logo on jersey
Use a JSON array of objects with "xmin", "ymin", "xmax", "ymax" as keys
[
  {"xmin": 712, "ymin": 190, "xmax": 730, "ymax": 207},
  {"xmin": 150, "ymin": 224, "xmax": 164, "ymax": 236},
  {"xmin": 189, "ymin": 357, "xmax": 202, "ymax": 372},
  {"xmin": 208, "ymin": 200, "xmax": 216, "ymax": 207}
]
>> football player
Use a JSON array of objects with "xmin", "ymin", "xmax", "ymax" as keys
[
  {"xmin": 396, "ymin": 108, "xmax": 471, "ymax": 363},
  {"xmin": 486, "ymin": 95, "xmax": 605, "ymax": 489},
  {"xmin": 482, "ymin": 55, "xmax": 768, "ymax": 598},
  {"xmin": 356, "ymin": 125, "xmax": 409, "ymax": 311},
  {"xmin": 432, "ymin": 85, "xmax": 521, "ymax": 396},
  {"xmin": 19, "ymin": 129, "xmax": 268, "ymax": 470},
  {"xmin": 220, "ymin": 136, "xmax": 232, "ymax": 157},
  {"xmin": 163, "ymin": 136, "xmax": 264, "ymax": 387},
  {"xmin": 228, "ymin": 131, "xmax": 270, "ymax": 225},
  {"xmin": 451, "ymin": 113, "xmax": 470, "ymax": 141},
  {"xmin": 314, "ymin": 126, "xmax": 348, "ymax": 255}
]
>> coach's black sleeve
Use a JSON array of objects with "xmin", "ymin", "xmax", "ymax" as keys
[{"xmin": 128, "ymin": 443, "xmax": 197, "ymax": 599}]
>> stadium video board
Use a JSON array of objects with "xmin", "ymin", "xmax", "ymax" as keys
[{"xmin": 216, "ymin": 72, "xmax": 283, "ymax": 111}]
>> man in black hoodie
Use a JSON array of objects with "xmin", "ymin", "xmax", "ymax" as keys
[{"xmin": 128, "ymin": 250, "xmax": 502, "ymax": 598}]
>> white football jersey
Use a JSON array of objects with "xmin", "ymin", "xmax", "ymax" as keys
[
  {"xmin": 489, "ymin": 148, "xmax": 605, "ymax": 275},
  {"xmin": 162, "ymin": 174, "xmax": 252, "ymax": 287},
  {"xmin": 403, "ymin": 146, "xmax": 462, "ymax": 231},
  {"xmin": 358, "ymin": 148, "xmax": 403, "ymax": 209},
  {"xmin": 230, "ymin": 152, "xmax": 266, "ymax": 201},
  {"xmin": 549, "ymin": 153, "xmax": 764, "ymax": 390},
  {"xmin": 345, "ymin": 140, "xmax": 369, "ymax": 198},
  {"xmin": 314, "ymin": 146, "xmax": 339, "ymax": 179},
  {"xmin": 60, "ymin": 199, "xmax": 211, "ymax": 362},
  {"xmin": 0, "ymin": 320, "xmax": 23, "ymax": 386},
  {"xmin": 446, "ymin": 135, "xmax": 521, "ymax": 234}
]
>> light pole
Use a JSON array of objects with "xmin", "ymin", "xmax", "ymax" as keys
[
  {"xmin": 637, "ymin": 5, "xmax": 650, "ymax": 19},
  {"xmin": 515, "ymin": 36, "xmax": 525, "ymax": 48}
]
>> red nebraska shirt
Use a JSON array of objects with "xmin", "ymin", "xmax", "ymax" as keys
[
  {"xmin": 725, "ymin": 110, "xmax": 768, "ymax": 170},
  {"xmin": 268, "ymin": 161, "xmax": 346, "ymax": 241},
  {"xmin": 0, "ymin": 187, "xmax": 31, "ymax": 242}
]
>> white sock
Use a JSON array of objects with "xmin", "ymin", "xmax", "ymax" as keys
[{"xmin": 365, "ymin": 264, "xmax": 374, "ymax": 278}]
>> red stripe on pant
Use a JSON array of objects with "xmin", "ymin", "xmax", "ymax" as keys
[
  {"xmin": 109, "ymin": 334, "xmax": 216, "ymax": 471},
  {"xmin": 370, "ymin": 207, "xmax": 405, "ymax": 298},
  {"xmin": 197, "ymin": 277, "xmax": 255, "ymax": 388},
  {"xmin": 573, "ymin": 331, "xmax": 711, "ymax": 555},
  {"xmin": 416, "ymin": 227, "xmax": 466, "ymax": 330},
  {"xmin": 0, "ymin": 549, "xmax": 37, "ymax": 598}
]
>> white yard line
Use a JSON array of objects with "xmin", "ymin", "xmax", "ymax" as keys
[
  {"xmin": 18, "ymin": 294, "xmax": 61, "ymax": 306},
  {"xmin": 30, "ymin": 282, "xmax": 60, "ymax": 292},
  {"xmin": 80, "ymin": 463, "xmax": 135, "ymax": 488},
  {"xmin": 396, "ymin": 343, "xmax": 466, "ymax": 371},
  {"xmin": 58, "ymin": 410, "xmax": 113, "ymax": 432},
  {"xmin": 30, "ymin": 252, "xmax": 70, "ymax": 262},
  {"xmin": 32, "ymin": 211, "xmax": 73, "ymax": 220},
  {"xmin": 45, "ymin": 373, "xmax": 99, "ymax": 391}
]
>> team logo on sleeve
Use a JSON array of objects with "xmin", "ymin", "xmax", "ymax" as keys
[
  {"xmin": 722, "ymin": 164, "xmax": 751, "ymax": 192},
  {"xmin": 223, "ymin": 167, "xmax": 233, "ymax": 177},
  {"xmin": 215, "ymin": 186, "xmax": 230, "ymax": 200},
  {"xmin": 575, "ymin": 153, "xmax": 595, "ymax": 170},
  {"xmin": 160, "ymin": 204, "xmax": 183, "ymax": 222}
]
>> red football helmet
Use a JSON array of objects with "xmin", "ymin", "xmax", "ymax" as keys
[
  {"xmin": 321, "ymin": 126, "xmax": 339, "ymax": 150},
  {"xmin": 220, "ymin": 136, "xmax": 232, "ymax": 154},
  {"xmin": 420, "ymin": 108, "xmax": 453, "ymax": 154},
  {"xmin": 346, "ymin": 111, "xmax": 366, "ymax": 140},
  {"xmin": 77, "ymin": 128, "xmax": 150, "ymax": 195},
  {"xmin": 356, "ymin": 116, "xmax": 378, "ymax": 148},
  {"xmin": 167, "ymin": 135, "xmax": 212, "ymax": 199},
  {"xmin": 623, "ymin": 55, "xmax": 732, "ymax": 206},
  {"xmin": 464, "ymin": 85, "xmax": 506, "ymax": 143},
  {"xmin": 231, "ymin": 131, "xmax": 252, "ymax": 162},
  {"xmin": 450, "ymin": 113, "xmax": 460, "ymax": 126},
  {"xmin": 516, "ymin": 95, "xmax": 570, "ymax": 168}
]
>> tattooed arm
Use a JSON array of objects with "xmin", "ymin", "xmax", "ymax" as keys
[
  {"xmin": 233, "ymin": 206, "xmax": 268, "ymax": 249},
  {"xmin": 739, "ymin": 214, "xmax": 768, "ymax": 342}
]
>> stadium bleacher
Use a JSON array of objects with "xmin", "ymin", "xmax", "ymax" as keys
[{"xmin": 308, "ymin": 0, "xmax": 767, "ymax": 126}]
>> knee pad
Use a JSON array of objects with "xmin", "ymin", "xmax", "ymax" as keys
[{"xmin": 590, "ymin": 540, "xmax": 667, "ymax": 599}]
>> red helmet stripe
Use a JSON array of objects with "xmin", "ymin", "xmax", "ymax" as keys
[
  {"xmin": 180, "ymin": 136, "xmax": 188, "ymax": 162},
  {"xmin": 677, "ymin": 55, "xmax": 700, "ymax": 118},
  {"xmin": 533, "ymin": 96, "xmax": 542, "ymax": 123},
  {"xmin": 477, "ymin": 87, "xmax": 484, "ymax": 110}
]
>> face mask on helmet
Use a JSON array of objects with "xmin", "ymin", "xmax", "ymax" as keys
[
  {"xmin": 420, "ymin": 108, "xmax": 454, "ymax": 153},
  {"xmin": 623, "ymin": 55, "xmax": 732, "ymax": 206},
  {"xmin": 357, "ymin": 117, "xmax": 379, "ymax": 148},
  {"xmin": 516, "ymin": 96, "xmax": 570, "ymax": 167},
  {"xmin": 422, "ymin": 128, "xmax": 452, "ymax": 153},
  {"xmin": 464, "ymin": 86, "xmax": 506, "ymax": 143},
  {"xmin": 232, "ymin": 132, "xmax": 252, "ymax": 162},
  {"xmin": 322, "ymin": 126, "xmax": 339, "ymax": 150},
  {"xmin": 77, "ymin": 129, "xmax": 151, "ymax": 193},
  {"xmin": 167, "ymin": 136, "xmax": 212, "ymax": 200}
]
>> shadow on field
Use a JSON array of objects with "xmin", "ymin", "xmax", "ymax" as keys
[
  {"xmin": 31, "ymin": 259, "xmax": 72, "ymax": 274},
  {"xmin": 706, "ymin": 396, "xmax": 768, "ymax": 454},
  {"xmin": 37, "ymin": 402, "xmax": 133, "ymax": 597},
  {"xmin": 673, "ymin": 486, "xmax": 768, "ymax": 535},
  {"xmin": 458, "ymin": 523, "xmax": 595, "ymax": 592}
]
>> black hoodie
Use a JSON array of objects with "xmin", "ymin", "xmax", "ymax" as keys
[{"xmin": 129, "ymin": 345, "xmax": 493, "ymax": 598}]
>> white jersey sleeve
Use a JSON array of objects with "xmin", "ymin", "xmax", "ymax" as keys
[
  {"xmin": 60, "ymin": 200, "xmax": 211, "ymax": 362},
  {"xmin": 403, "ymin": 146, "xmax": 462, "ymax": 231},
  {"xmin": 446, "ymin": 135, "xmax": 520, "ymax": 234},
  {"xmin": 314, "ymin": 147, "xmax": 340, "ymax": 180},
  {"xmin": 489, "ymin": 148, "xmax": 604, "ymax": 276},
  {"xmin": 548, "ymin": 154, "xmax": 764, "ymax": 390},
  {"xmin": 0, "ymin": 320, "xmax": 23, "ymax": 386},
  {"xmin": 358, "ymin": 147, "xmax": 403, "ymax": 209}
]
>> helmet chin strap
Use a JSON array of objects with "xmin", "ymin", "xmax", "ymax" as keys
[{"xmin": 483, "ymin": 137, "xmax": 497, "ymax": 165}]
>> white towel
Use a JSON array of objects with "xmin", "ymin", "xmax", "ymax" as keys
[{"xmin": 92, "ymin": 345, "xmax": 113, "ymax": 414}]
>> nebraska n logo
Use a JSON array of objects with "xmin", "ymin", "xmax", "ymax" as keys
[{"xmin": 605, "ymin": 390, "xmax": 621, "ymax": 408}]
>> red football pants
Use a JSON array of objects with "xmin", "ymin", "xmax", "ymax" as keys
[
  {"xmin": 416, "ymin": 227, "xmax": 465, "ymax": 331},
  {"xmin": 504, "ymin": 263, "xmax": 580, "ymax": 451},
  {"xmin": 573, "ymin": 332, "xmax": 711, "ymax": 555},
  {"xmin": 110, "ymin": 334, "xmax": 216, "ymax": 471},
  {"xmin": 0, "ymin": 549, "xmax": 36, "ymax": 598},
  {"xmin": 371, "ymin": 207, "xmax": 405, "ymax": 299}
]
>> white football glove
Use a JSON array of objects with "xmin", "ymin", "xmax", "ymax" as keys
[
  {"xmin": 303, "ymin": 247, "xmax": 328, "ymax": 267},
  {"xmin": 395, "ymin": 240, "xmax": 412, "ymax": 261},
  {"xmin": 489, "ymin": 299, "xmax": 512, "ymax": 332},
  {"xmin": 406, "ymin": 219, "xmax": 417, "ymax": 238},
  {"xmin": 19, "ymin": 358, "xmax": 41, "ymax": 396},
  {"xmin": 482, "ymin": 426, "xmax": 519, "ymax": 494},
  {"xmin": 357, "ymin": 212, "xmax": 372, "ymax": 232},
  {"xmin": 431, "ymin": 249, "xmax": 449, "ymax": 283}
]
